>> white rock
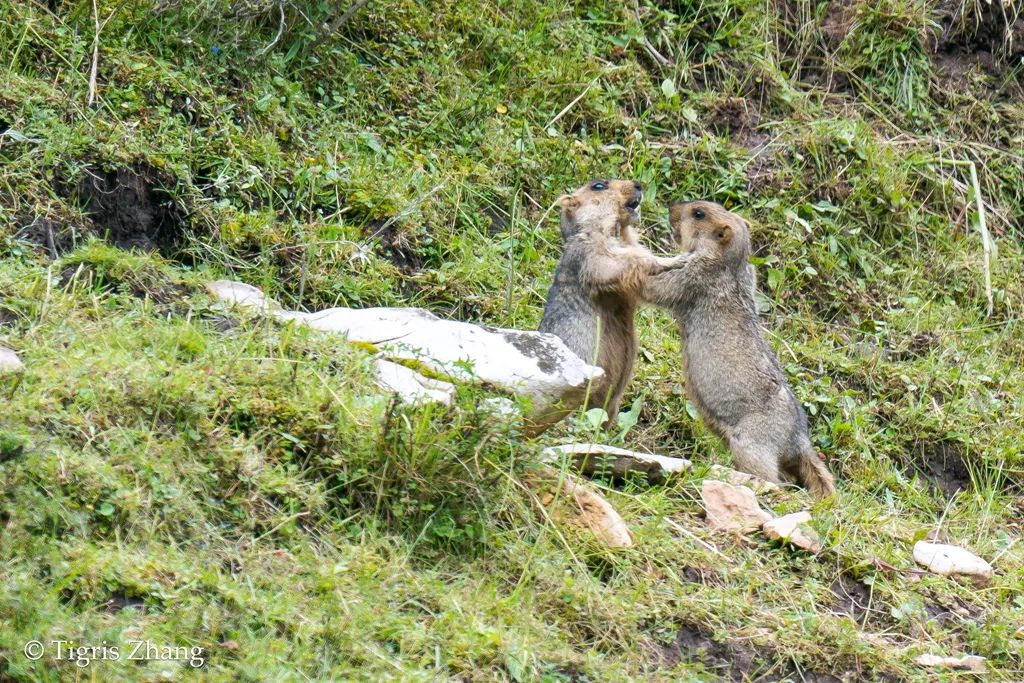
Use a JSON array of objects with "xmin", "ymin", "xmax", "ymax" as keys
[
  {"xmin": 481, "ymin": 397, "xmax": 521, "ymax": 419},
  {"xmin": 207, "ymin": 280, "xmax": 281, "ymax": 313},
  {"xmin": 914, "ymin": 654, "xmax": 987, "ymax": 673},
  {"xmin": 761, "ymin": 511, "xmax": 822, "ymax": 553},
  {"xmin": 701, "ymin": 480, "xmax": 772, "ymax": 532},
  {"xmin": 542, "ymin": 443, "xmax": 691, "ymax": 482},
  {"xmin": 373, "ymin": 359, "xmax": 456, "ymax": 405},
  {"xmin": 913, "ymin": 542, "xmax": 993, "ymax": 580},
  {"xmin": 0, "ymin": 346, "xmax": 24, "ymax": 375},
  {"xmin": 207, "ymin": 280, "xmax": 603, "ymax": 428}
]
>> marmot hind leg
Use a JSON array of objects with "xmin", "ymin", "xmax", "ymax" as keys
[{"xmin": 726, "ymin": 433, "xmax": 784, "ymax": 485}]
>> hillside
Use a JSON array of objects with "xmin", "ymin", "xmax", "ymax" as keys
[{"xmin": 1, "ymin": 0, "xmax": 1023, "ymax": 680}]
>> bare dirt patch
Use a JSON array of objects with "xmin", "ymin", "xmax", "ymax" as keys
[
  {"xmin": 708, "ymin": 96, "xmax": 760, "ymax": 139},
  {"xmin": 829, "ymin": 572, "xmax": 893, "ymax": 630},
  {"xmin": 648, "ymin": 620, "xmax": 872, "ymax": 681},
  {"xmin": 929, "ymin": 1, "xmax": 1024, "ymax": 98},
  {"xmin": 365, "ymin": 219, "xmax": 422, "ymax": 273},
  {"xmin": 886, "ymin": 331, "xmax": 939, "ymax": 361},
  {"xmin": 907, "ymin": 439, "xmax": 972, "ymax": 499},
  {"xmin": 930, "ymin": 2, "xmax": 1024, "ymax": 64},
  {"xmin": 21, "ymin": 164, "xmax": 188, "ymax": 259},
  {"xmin": 0, "ymin": 304, "xmax": 18, "ymax": 327},
  {"xmin": 73, "ymin": 164, "xmax": 188, "ymax": 254}
]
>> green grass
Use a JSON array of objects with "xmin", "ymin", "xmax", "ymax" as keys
[{"xmin": 1, "ymin": 0, "xmax": 1023, "ymax": 680}]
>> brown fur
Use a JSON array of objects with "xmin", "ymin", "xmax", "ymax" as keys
[
  {"xmin": 539, "ymin": 179, "xmax": 667, "ymax": 425},
  {"xmin": 644, "ymin": 201, "xmax": 836, "ymax": 498}
]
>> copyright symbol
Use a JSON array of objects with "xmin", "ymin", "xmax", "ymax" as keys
[{"xmin": 24, "ymin": 640, "xmax": 44, "ymax": 660}]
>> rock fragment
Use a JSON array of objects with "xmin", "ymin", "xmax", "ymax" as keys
[
  {"xmin": 913, "ymin": 542, "xmax": 993, "ymax": 581},
  {"xmin": 374, "ymin": 359, "xmax": 456, "ymax": 405},
  {"xmin": 701, "ymin": 480, "xmax": 772, "ymax": 532},
  {"xmin": 707, "ymin": 464, "xmax": 779, "ymax": 491},
  {"xmin": 914, "ymin": 653, "xmax": 987, "ymax": 673},
  {"xmin": 0, "ymin": 346, "xmax": 24, "ymax": 375},
  {"xmin": 761, "ymin": 511, "xmax": 822, "ymax": 552},
  {"xmin": 537, "ymin": 469, "xmax": 634, "ymax": 548},
  {"xmin": 207, "ymin": 279, "xmax": 602, "ymax": 430}
]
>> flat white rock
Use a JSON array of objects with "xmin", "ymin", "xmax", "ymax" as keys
[
  {"xmin": 0, "ymin": 346, "xmax": 24, "ymax": 375},
  {"xmin": 914, "ymin": 654, "xmax": 987, "ymax": 673},
  {"xmin": 701, "ymin": 480, "xmax": 772, "ymax": 532},
  {"xmin": 762, "ymin": 511, "xmax": 822, "ymax": 552},
  {"xmin": 542, "ymin": 443, "xmax": 692, "ymax": 482},
  {"xmin": 913, "ymin": 542, "xmax": 993, "ymax": 580},
  {"xmin": 207, "ymin": 280, "xmax": 603, "ymax": 425}
]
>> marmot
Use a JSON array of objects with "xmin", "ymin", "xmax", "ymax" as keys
[
  {"xmin": 539, "ymin": 179, "xmax": 667, "ymax": 426},
  {"xmin": 644, "ymin": 201, "xmax": 836, "ymax": 498}
]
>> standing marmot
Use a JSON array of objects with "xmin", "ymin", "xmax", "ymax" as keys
[
  {"xmin": 644, "ymin": 201, "xmax": 836, "ymax": 498},
  {"xmin": 539, "ymin": 179, "xmax": 667, "ymax": 425}
]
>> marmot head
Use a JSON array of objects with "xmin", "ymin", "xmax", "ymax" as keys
[
  {"xmin": 668, "ymin": 200, "xmax": 750, "ymax": 269},
  {"xmin": 558, "ymin": 179, "xmax": 643, "ymax": 241}
]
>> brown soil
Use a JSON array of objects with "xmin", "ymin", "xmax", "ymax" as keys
[
  {"xmin": 0, "ymin": 304, "xmax": 18, "ymax": 327},
  {"xmin": 930, "ymin": 1, "xmax": 1024, "ymax": 64},
  {"xmin": 20, "ymin": 163, "xmax": 187, "ymax": 259},
  {"xmin": 73, "ymin": 163, "xmax": 188, "ymax": 254},
  {"xmin": 653, "ymin": 620, "xmax": 853, "ymax": 681},
  {"xmin": 929, "ymin": 1, "xmax": 1024, "ymax": 98},
  {"xmin": 708, "ymin": 96, "xmax": 760, "ymax": 139},
  {"xmin": 829, "ymin": 572, "xmax": 892, "ymax": 629},
  {"xmin": 365, "ymin": 219, "xmax": 422, "ymax": 272},
  {"xmin": 907, "ymin": 439, "xmax": 972, "ymax": 499},
  {"xmin": 886, "ymin": 331, "xmax": 939, "ymax": 361}
]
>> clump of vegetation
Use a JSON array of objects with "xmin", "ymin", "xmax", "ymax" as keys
[{"xmin": 1, "ymin": 0, "xmax": 1022, "ymax": 680}]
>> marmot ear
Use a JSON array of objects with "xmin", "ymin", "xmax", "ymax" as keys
[{"xmin": 559, "ymin": 195, "xmax": 580, "ymax": 210}]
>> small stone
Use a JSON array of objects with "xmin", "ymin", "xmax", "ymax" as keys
[
  {"xmin": 0, "ymin": 346, "xmax": 24, "ymax": 375},
  {"xmin": 914, "ymin": 654, "xmax": 986, "ymax": 673},
  {"xmin": 0, "ymin": 348, "xmax": 24, "ymax": 378},
  {"xmin": 761, "ymin": 511, "xmax": 822, "ymax": 552},
  {"xmin": 913, "ymin": 542, "xmax": 993, "ymax": 581},
  {"xmin": 701, "ymin": 480, "xmax": 772, "ymax": 532},
  {"xmin": 537, "ymin": 469, "xmax": 634, "ymax": 548}
]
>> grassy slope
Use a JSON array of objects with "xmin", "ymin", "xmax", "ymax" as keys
[{"xmin": 1, "ymin": 0, "xmax": 1023, "ymax": 680}]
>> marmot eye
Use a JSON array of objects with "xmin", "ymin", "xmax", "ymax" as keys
[
  {"xmin": 693, "ymin": 209, "xmax": 705, "ymax": 220},
  {"xmin": 591, "ymin": 181, "xmax": 607, "ymax": 191}
]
